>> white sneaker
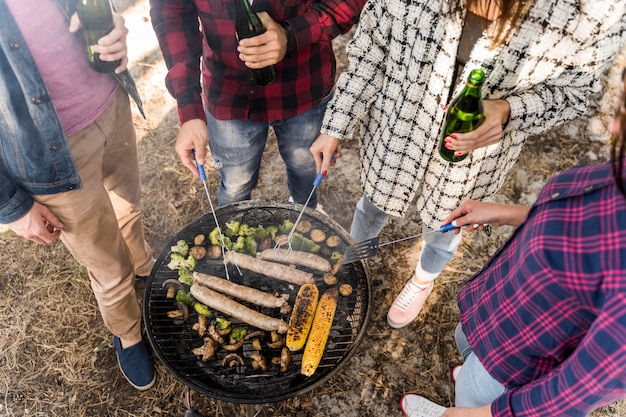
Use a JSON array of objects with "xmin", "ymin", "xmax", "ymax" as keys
[
  {"xmin": 400, "ymin": 394, "xmax": 447, "ymax": 417},
  {"xmin": 387, "ymin": 278, "xmax": 434, "ymax": 328}
]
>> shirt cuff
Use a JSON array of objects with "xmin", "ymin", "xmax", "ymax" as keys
[{"xmin": 280, "ymin": 21, "xmax": 297, "ymax": 53}]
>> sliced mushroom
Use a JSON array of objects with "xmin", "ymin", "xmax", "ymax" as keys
[
  {"xmin": 222, "ymin": 353, "xmax": 244, "ymax": 368},
  {"xmin": 323, "ymin": 273, "xmax": 338, "ymax": 286},
  {"xmin": 193, "ymin": 234, "xmax": 205, "ymax": 246},
  {"xmin": 251, "ymin": 337, "xmax": 262, "ymax": 351},
  {"xmin": 249, "ymin": 353, "xmax": 267, "ymax": 371},
  {"xmin": 244, "ymin": 330, "xmax": 265, "ymax": 340},
  {"xmin": 266, "ymin": 330, "xmax": 284, "ymax": 348},
  {"xmin": 309, "ymin": 229, "xmax": 326, "ymax": 243},
  {"xmin": 295, "ymin": 219, "xmax": 312, "ymax": 234},
  {"xmin": 207, "ymin": 245, "xmax": 222, "ymax": 260},
  {"xmin": 222, "ymin": 339, "xmax": 244, "ymax": 352},
  {"xmin": 189, "ymin": 245, "xmax": 207, "ymax": 260},
  {"xmin": 192, "ymin": 338, "xmax": 216, "ymax": 362},
  {"xmin": 280, "ymin": 346, "xmax": 291, "ymax": 372},
  {"xmin": 192, "ymin": 314, "xmax": 208, "ymax": 337},
  {"xmin": 217, "ymin": 326, "xmax": 232, "ymax": 336},
  {"xmin": 208, "ymin": 324, "xmax": 225, "ymax": 344}
]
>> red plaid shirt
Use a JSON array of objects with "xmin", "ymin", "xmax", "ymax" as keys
[{"xmin": 150, "ymin": 0, "xmax": 365, "ymax": 123}]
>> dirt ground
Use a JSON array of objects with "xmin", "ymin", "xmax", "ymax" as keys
[{"xmin": 1, "ymin": 1, "xmax": 626, "ymax": 416}]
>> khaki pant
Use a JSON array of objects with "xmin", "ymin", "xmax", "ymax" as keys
[{"xmin": 37, "ymin": 88, "xmax": 153, "ymax": 346}]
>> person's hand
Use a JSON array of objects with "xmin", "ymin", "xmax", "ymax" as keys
[
  {"xmin": 237, "ymin": 12, "xmax": 288, "ymax": 68},
  {"xmin": 175, "ymin": 119, "xmax": 210, "ymax": 177},
  {"xmin": 69, "ymin": 12, "xmax": 130, "ymax": 73},
  {"xmin": 443, "ymin": 99, "xmax": 511, "ymax": 157},
  {"xmin": 442, "ymin": 199, "xmax": 530, "ymax": 233},
  {"xmin": 310, "ymin": 133, "xmax": 341, "ymax": 175},
  {"xmin": 8, "ymin": 201, "xmax": 64, "ymax": 245}
]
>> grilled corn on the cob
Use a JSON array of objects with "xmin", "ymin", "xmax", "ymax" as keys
[
  {"xmin": 286, "ymin": 283, "xmax": 319, "ymax": 352},
  {"xmin": 301, "ymin": 287, "xmax": 338, "ymax": 376}
]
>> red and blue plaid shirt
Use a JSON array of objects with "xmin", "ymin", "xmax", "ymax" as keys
[
  {"xmin": 149, "ymin": 0, "xmax": 365, "ymax": 124},
  {"xmin": 458, "ymin": 160, "xmax": 626, "ymax": 416}
]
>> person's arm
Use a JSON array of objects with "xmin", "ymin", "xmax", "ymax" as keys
[
  {"xmin": 442, "ymin": 200, "xmax": 530, "ymax": 233},
  {"xmin": 489, "ymin": 297, "xmax": 626, "ymax": 416},
  {"xmin": 150, "ymin": 0, "xmax": 207, "ymax": 174},
  {"xmin": 497, "ymin": 5, "xmax": 625, "ymax": 138},
  {"xmin": 314, "ymin": 0, "xmax": 388, "ymax": 174},
  {"xmin": 279, "ymin": 0, "xmax": 367, "ymax": 52}
]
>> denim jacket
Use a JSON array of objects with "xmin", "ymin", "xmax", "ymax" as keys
[{"xmin": 0, "ymin": 0, "xmax": 144, "ymax": 224}]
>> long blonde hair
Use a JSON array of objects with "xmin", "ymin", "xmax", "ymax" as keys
[{"xmin": 451, "ymin": 0, "xmax": 533, "ymax": 47}]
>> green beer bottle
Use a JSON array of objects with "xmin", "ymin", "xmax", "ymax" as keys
[
  {"xmin": 438, "ymin": 69, "xmax": 485, "ymax": 163},
  {"xmin": 77, "ymin": 0, "xmax": 121, "ymax": 73},
  {"xmin": 234, "ymin": 0, "xmax": 276, "ymax": 86}
]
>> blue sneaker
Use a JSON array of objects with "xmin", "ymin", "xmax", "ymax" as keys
[{"xmin": 113, "ymin": 336, "xmax": 155, "ymax": 390}]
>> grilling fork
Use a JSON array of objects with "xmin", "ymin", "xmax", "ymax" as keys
[
  {"xmin": 193, "ymin": 150, "xmax": 241, "ymax": 279},
  {"xmin": 274, "ymin": 168, "xmax": 329, "ymax": 257},
  {"xmin": 342, "ymin": 223, "xmax": 492, "ymax": 264}
]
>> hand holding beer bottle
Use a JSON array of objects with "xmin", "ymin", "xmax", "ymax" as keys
[
  {"xmin": 76, "ymin": 0, "xmax": 122, "ymax": 73},
  {"xmin": 438, "ymin": 69, "xmax": 485, "ymax": 163}
]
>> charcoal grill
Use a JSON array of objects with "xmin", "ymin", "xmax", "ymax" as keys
[{"xmin": 144, "ymin": 200, "xmax": 372, "ymax": 404}]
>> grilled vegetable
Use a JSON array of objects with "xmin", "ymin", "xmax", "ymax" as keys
[
  {"xmin": 301, "ymin": 288, "xmax": 338, "ymax": 377},
  {"xmin": 286, "ymin": 283, "xmax": 319, "ymax": 352}
]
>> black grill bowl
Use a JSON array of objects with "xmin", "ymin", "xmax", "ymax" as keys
[{"xmin": 144, "ymin": 200, "xmax": 372, "ymax": 403}]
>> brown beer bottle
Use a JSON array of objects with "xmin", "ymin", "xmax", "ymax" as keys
[
  {"xmin": 77, "ymin": 0, "xmax": 121, "ymax": 73},
  {"xmin": 438, "ymin": 69, "xmax": 485, "ymax": 163},
  {"xmin": 234, "ymin": 0, "xmax": 276, "ymax": 85}
]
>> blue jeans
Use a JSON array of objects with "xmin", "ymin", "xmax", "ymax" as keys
[
  {"xmin": 454, "ymin": 323, "xmax": 507, "ymax": 407},
  {"xmin": 350, "ymin": 194, "xmax": 463, "ymax": 281},
  {"xmin": 206, "ymin": 93, "xmax": 332, "ymax": 207}
]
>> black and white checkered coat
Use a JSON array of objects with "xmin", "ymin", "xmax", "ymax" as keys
[{"xmin": 321, "ymin": 0, "xmax": 626, "ymax": 227}]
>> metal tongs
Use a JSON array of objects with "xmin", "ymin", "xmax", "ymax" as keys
[
  {"xmin": 274, "ymin": 167, "xmax": 329, "ymax": 257},
  {"xmin": 193, "ymin": 150, "xmax": 241, "ymax": 279}
]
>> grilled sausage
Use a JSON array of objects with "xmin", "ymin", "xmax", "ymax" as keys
[
  {"xmin": 190, "ymin": 284, "xmax": 289, "ymax": 334},
  {"xmin": 256, "ymin": 248, "xmax": 331, "ymax": 272},
  {"xmin": 193, "ymin": 271, "xmax": 288, "ymax": 309},
  {"xmin": 224, "ymin": 251, "xmax": 314, "ymax": 285}
]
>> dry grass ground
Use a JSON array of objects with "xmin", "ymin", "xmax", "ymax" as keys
[{"xmin": 1, "ymin": 1, "xmax": 625, "ymax": 416}]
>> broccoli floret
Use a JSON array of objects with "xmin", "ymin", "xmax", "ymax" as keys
[
  {"xmin": 266, "ymin": 225, "xmax": 279, "ymax": 239},
  {"xmin": 193, "ymin": 303, "xmax": 211, "ymax": 317},
  {"xmin": 208, "ymin": 227, "xmax": 222, "ymax": 245},
  {"xmin": 170, "ymin": 239, "xmax": 189, "ymax": 257},
  {"xmin": 231, "ymin": 326, "xmax": 248, "ymax": 341},
  {"xmin": 291, "ymin": 233, "xmax": 320, "ymax": 253},
  {"xmin": 216, "ymin": 317, "xmax": 231, "ymax": 330},
  {"xmin": 278, "ymin": 219, "xmax": 294, "ymax": 234},
  {"xmin": 232, "ymin": 236, "xmax": 246, "ymax": 252},
  {"xmin": 167, "ymin": 253, "xmax": 197, "ymax": 272},
  {"xmin": 244, "ymin": 236, "xmax": 257, "ymax": 256},
  {"xmin": 178, "ymin": 268, "xmax": 194, "ymax": 286},
  {"xmin": 253, "ymin": 224, "xmax": 269, "ymax": 240},
  {"xmin": 167, "ymin": 253, "xmax": 186, "ymax": 270},
  {"xmin": 237, "ymin": 223, "xmax": 255, "ymax": 237},
  {"xmin": 175, "ymin": 289, "xmax": 194, "ymax": 306},
  {"xmin": 225, "ymin": 220, "xmax": 240, "ymax": 237},
  {"xmin": 208, "ymin": 227, "xmax": 234, "ymax": 249}
]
